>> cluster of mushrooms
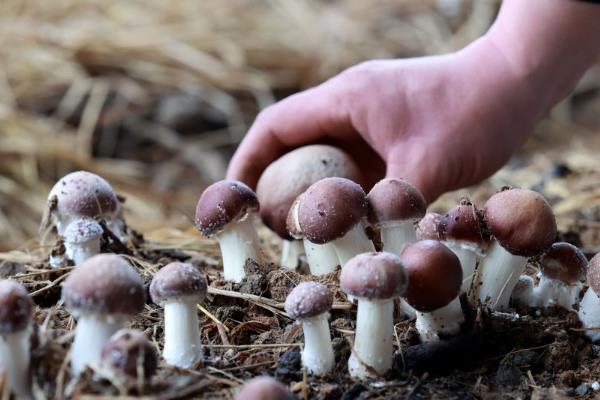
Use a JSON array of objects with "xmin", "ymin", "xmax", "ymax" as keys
[{"xmin": 0, "ymin": 145, "xmax": 599, "ymax": 399}]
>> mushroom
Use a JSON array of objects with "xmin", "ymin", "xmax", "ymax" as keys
[
  {"xmin": 401, "ymin": 240, "xmax": 463, "ymax": 342},
  {"xmin": 195, "ymin": 180, "xmax": 262, "ymax": 283},
  {"xmin": 535, "ymin": 242, "xmax": 587, "ymax": 310},
  {"xmin": 367, "ymin": 178, "xmax": 426, "ymax": 255},
  {"xmin": 578, "ymin": 253, "xmax": 600, "ymax": 342},
  {"xmin": 62, "ymin": 254, "xmax": 145, "ymax": 374},
  {"xmin": 298, "ymin": 177, "xmax": 375, "ymax": 267},
  {"xmin": 438, "ymin": 201, "xmax": 488, "ymax": 294},
  {"xmin": 235, "ymin": 376, "xmax": 295, "ymax": 400},
  {"xmin": 0, "ymin": 280, "xmax": 33, "ymax": 399},
  {"xmin": 475, "ymin": 188, "xmax": 556, "ymax": 310},
  {"xmin": 416, "ymin": 212, "xmax": 443, "ymax": 241},
  {"xmin": 284, "ymin": 281, "xmax": 334, "ymax": 375},
  {"xmin": 256, "ymin": 144, "xmax": 363, "ymax": 270},
  {"xmin": 340, "ymin": 252, "xmax": 408, "ymax": 379},
  {"xmin": 510, "ymin": 275, "xmax": 537, "ymax": 307},
  {"xmin": 63, "ymin": 218, "xmax": 103, "ymax": 266},
  {"xmin": 101, "ymin": 329, "xmax": 158, "ymax": 379},
  {"xmin": 150, "ymin": 262, "xmax": 207, "ymax": 368}
]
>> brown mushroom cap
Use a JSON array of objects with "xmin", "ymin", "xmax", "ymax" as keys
[
  {"xmin": 439, "ymin": 201, "xmax": 488, "ymax": 246},
  {"xmin": 150, "ymin": 262, "xmax": 208, "ymax": 305},
  {"xmin": 587, "ymin": 253, "xmax": 600, "ymax": 294},
  {"xmin": 49, "ymin": 171, "xmax": 118, "ymax": 220},
  {"xmin": 235, "ymin": 376, "xmax": 295, "ymax": 400},
  {"xmin": 63, "ymin": 218, "xmax": 103, "ymax": 244},
  {"xmin": 101, "ymin": 329, "xmax": 158, "ymax": 378},
  {"xmin": 540, "ymin": 242, "xmax": 587, "ymax": 284},
  {"xmin": 367, "ymin": 178, "xmax": 426, "ymax": 225},
  {"xmin": 0, "ymin": 280, "xmax": 33, "ymax": 335},
  {"xmin": 483, "ymin": 188, "xmax": 556, "ymax": 257},
  {"xmin": 195, "ymin": 180, "xmax": 259, "ymax": 237},
  {"xmin": 284, "ymin": 282, "xmax": 333, "ymax": 319},
  {"xmin": 256, "ymin": 145, "xmax": 363, "ymax": 240},
  {"xmin": 416, "ymin": 213, "xmax": 443, "ymax": 241},
  {"xmin": 297, "ymin": 177, "xmax": 368, "ymax": 244},
  {"xmin": 400, "ymin": 240, "xmax": 462, "ymax": 312},
  {"xmin": 62, "ymin": 254, "xmax": 145, "ymax": 316},
  {"xmin": 340, "ymin": 252, "xmax": 408, "ymax": 300}
]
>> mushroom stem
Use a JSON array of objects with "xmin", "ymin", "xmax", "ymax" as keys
[
  {"xmin": 399, "ymin": 298, "xmax": 417, "ymax": 318},
  {"xmin": 217, "ymin": 217, "xmax": 261, "ymax": 283},
  {"xmin": 0, "ymin": 328, "xmax": 31, "ymax": 399},
  {"xmin": 280, "ymin": 239, "xmax": 304, "ymax": 270},
  {"xmin": 299, "ymin": 313, "xmax": 335, "ymax": 375},
  {"xmin": 379, "ymin": 221, "xmax": 417, "ymax": 255},
  {"xmin": 303, "ymin": 239, "xmax": 340, "ymax": 275},
  {"xmin": 333, "ymin": 224, "xmax": 375, "ymax": 267},
  {"xmin": 72, "ymin": 315, "xmax": 124, "ymax": 374},
  {"xmin": 511, "ymin": 275, "xmax": 537, "ymax": 307},
  {"xmin": 578, "ymin": 288, "xmax": 600, "ymax": 342},
  {"xmin": 445, "ymin": 241, "xmax": 479, "ymax": 294},
  {"xmin": 65, "ymin": 238, "xmax": 101, "ymax": 266},
  {"xmin": 348, "ymin": 299, "xmax": 394, "ymax": 379},
  {"xmin": 415, "ymin": 297, "xmax": 464, "ymax": 342},
  {"xmin": 535, "ymin": 276, "xmax": 581, "ymax": 311},
  {"xmin": 475, "ymin": 241, "xmax": 527, "ymax": 310},
  {"xmin": 163, "ymin": 300, "xmax": 202, "ymax": 368}
]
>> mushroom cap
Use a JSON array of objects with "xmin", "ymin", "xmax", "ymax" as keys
[
  {"xmin": 587, "ymin": 253, "xmax": 600, "ymax": 294},
  {"xmin": 150, "ymin": 262, "xmax": 208, "ymax": 305},
  {"xmin": 235, "ymin": 376, "xmax": 295, "ymax": 400},
  {"xmin": 63, "ymin": 218, "xmax": 103, "ymax": 244},
  {"xmin": 340, "ymin": 252, "xmax": 408, "ymax": 300},
  {"xmin": 62, "ymin": 254, "xmax": 145, "ymax": 316},
  {"xmin": 439, "ymin": 201, "xmax": 488, "ymax": 246},
  {"xmin": 0, "ymin": 280, "xmax": 33, "ymax": 335},
  {"xmin": 297, "ymin": 177, "xmax": 368, "ymax": 244},
  {"xmin": 284, "ymin": 281, "xmax": 333, "ymax": 319},
  {"xmin": 416, "ymin": 213, "xmax": 443, "ymax": 241},
  {"xmin": 367, "ymin": 178, "xmax": 426, "ymax": 225},
  {"xmin": 101, "ymin": 329, "xmax": 158, "ymax": 378},
  {"xmin": 400, "ymin": 240, "xmax": 462, "ymax": 312},
  {"xmin": 540, "ymin": 242, "xmax": 587, "ymax": 284},
  {"xmin": 195, "ymin": 180, "xmax": 259, "ymax": 237},
  {"xmin": 483, "ymin": 188, "xmax": 556, "ymax": 257},
  {"xmin": 48, "ymin": 171, "xmax": 118, "ymax": 220},
  {"xmin": 256, "ymin": 145, "xmax": 363, "ymax": 240}
]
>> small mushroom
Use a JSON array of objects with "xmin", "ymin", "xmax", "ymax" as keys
[
  {"xmin": 62, "ymin": 254, "xmax": 145, "ymax": 374},
  {"xmin": 101, "ymin": 329, "xmax": 158, "ymax": 379},
  {"xmin": 0, "ymin": 280, "xmax": 33, "ymax": 399},
  {"xmin": 510, "ymin": 275, "xmax": 537, "ymax": 307},
  {"xmin": 234, "ymin": 376, "xmax": 295, "ymax": 400},
  {"xmin": 284, "ymin": 282, "xmax": 334, "ymax": 375},
  {"xmin": 195, "ymin": 180, "xmax": 262, "ymax": 283},
  {"xmin": 401, "ymin": 240, "xmax": 463, "ymax": 342},
  {"xmin": 578, "ymin": 253, "xmax": 600, "ymax": 341},
  {"xmin": 416, "ymin": 212, "xmax": 443, "ymax": 241},
  {"xmin": 63, "ymin": 218, "xmax": 103, "ymax": 266},
  {"xmin": 150, "ymin": 262, "xmax": 207, "ymax": 368},
  {"xmin": 340, "ymin": 252, "xmax": 408, "ymax": 379}
]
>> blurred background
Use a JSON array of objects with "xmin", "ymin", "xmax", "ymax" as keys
[{"xmin": 0, "ymin": 0, "xmax": 599, "ymax": 251}]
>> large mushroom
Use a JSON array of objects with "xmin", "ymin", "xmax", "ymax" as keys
[{"xmin": 235, "ymin": 376, "xmax": 295, "ymax": 400}]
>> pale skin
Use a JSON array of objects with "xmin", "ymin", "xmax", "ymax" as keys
[{"xmin": 227, "ymin": 0, "xmax": 600, "ymax": 203}]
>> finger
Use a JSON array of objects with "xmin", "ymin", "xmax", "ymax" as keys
[{"xmin": 385, "ymin": 144, "xmax": 440, "ymax": 204}]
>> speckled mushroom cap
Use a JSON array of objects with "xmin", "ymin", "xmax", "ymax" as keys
[
  {"xmin": 101, "ymin": 329, "xmax": 158, "ymax": 378},
  {"xmin": 367, "ymin": 178, "xmax": 426, "ymax": 226},
  {"xmin": 235, "ymin": 376, "xmax": 295, "ymax": 400},
  {"xmin": 416, "ymin": 213, "xmax": 443, "ymax": 241},
  {"xmin": 483, "ymin": 188, "xmax": 556, "ymax": 257},
  {"xmin": 340, "ymin": 252, "xmax": 408, "ymax": 300},
  {"xmin": 297, "ymin": 177, "xmax": 368, "ymax": 244},
  {"xmin": 284, "ymin": 282, "xmax": 333, "ymax": 319},
  {"xmin": 587, "ymin": 253, "xmax": 600, "ymax": 294},
  {"xmin": 540, "ymin": 242, "xmax": 587, "ymax": 284},
  {"xmin": 48, "ymin": 171, "xmax": 118, "ymax": 221},
  {"xmin": 195, "ymin": 180, "xmax": 259, "ymax": 237},
  {"xmin": 439, "ymin": 201, "xmax": 488, "ymax": 246},
  {"xmin": 256, "ymin": 145, "xmax": 363, "ymax": 240},
  {"xmin": 0, "ymin": 280, "xmax": 33, "ymax": 335},
  {"xmin": 150, "ymin": 262, "xmax": 207, "ymax": 305},
  {"xmin": 63, "ymin": 218, "xmax": 103, "ymax": 244},
  {"xmin": 400, "ymin": 240, "xmax": 462, "ymax": 312},
  {"xmin": 62, "ymin": 254, "xmax": 145, "ymax": 316}
]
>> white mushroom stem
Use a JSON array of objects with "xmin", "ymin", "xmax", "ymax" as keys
[
  {"xmin": 105, "ymin": 217, "xmax": 126, "ymax": 242},
  {"xmin": 444, "ymin": 241, "xmax": 479, "ymax": 294},
  {"xmin": 280, "ymin": 239, "xmax": 304, "ymax": 271},
  {"xmin": 510, "ymin": 275, "xmax": 537, "ymax": 307},
  {"xmin": 71, "ymin": 315, "xmax": 125, "ymax": 374},
  {"xmin": 163, "ymin": 299, "xmax": 202, "ymax": 368},
  {"xmin": 217, "ymin": 217, "xmax": 261, "ymax": 283},
  {"xmin": 65, "ymin": 238, "xmax": 101, "ymax": 266},
  {"xmin": 399, "ymin": 298, "xmax": 417, "ymax": 318},
  {"xmin": 298, "ymin": 313, "xmax": 335, "ymax": 376},
  {"xmin": 578, "ymin": 288, "xmax": 600, "ymax": 342},
  {"xmin": 332, "ymin": 224, "xmax": 376, "ymax": 267},
  {"xmin": 415, "ymin": 297, "xmax": 464, "ymax": 342},
  {"xmin": 379, "ymin": 220, "xmax": 417, "ymax": 255},
  {"xmin": 348, "ymin": 299, "xmax": 394, "ymax": 379},
  {"xmin": 476, "ymin": 241, "xmax": 527, "ymax": 310},
  {"xmin": 534, "ymin": 276, "xmax": 582, "ymax": 311},
  {"xmin": 303, "ymin": 240, "xmax": 340, "ymax": 276},
  {"xmin": 0, "ymin": 326, "xmax": 32, "ymax": 399}
]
